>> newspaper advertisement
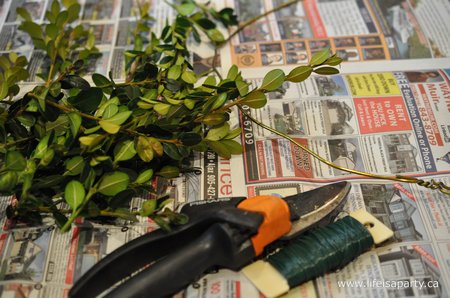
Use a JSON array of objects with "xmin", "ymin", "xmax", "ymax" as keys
[
  {"xmin": 231, "ymin": 69, "xmax": 450, "ymax": 185},
  {"xmin": 223, "ymin": 0, "xmax": 450, "ymax": 68},
  {"xmin": 1, "ymin": 0, "xmax": 450, "ymax": 297}
]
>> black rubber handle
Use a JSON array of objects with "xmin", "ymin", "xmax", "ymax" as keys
[
  {"xmin": 106, "ymin": 222, "xmax": 254, "ymax": 298},
  {"xmin": 69, "ymin": 208, "xmax": 262, "ymax": 298}
]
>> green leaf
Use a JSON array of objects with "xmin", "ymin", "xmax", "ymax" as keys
[
  {"xmin": 17, "ymin": 114, "xmax": 36, "ymax": 127},
  {"xmin": 68, "ymin": 112, "xmax": 82, "ymax": 137},
  {"xmin": 206, "ymin": 123, "xmax": 230, "ymax": 141},
  {"xmin": 65, "ymin": 180, "xmax": 85, "ymax": 210},
  {"xmin": 19, "ymin": 21, "xmax": 44, "ymax": 40},
  {"xmin": 227, "ymin": 65, "xmax": 239, "ymax": 80},
  {"xmin": 53, "ymin": 211, "xmax": 68, "ymax": 229},
  {"xmin": 309, "ymin": 48, "xmax": 330, "ymax": 66},
  {"xmin": 102, "ymin": 104, "xmax": 118, "ymax": 119},
  {"xmin": 97, "ymin": 97, "xmax": 119, "ymax": 114},
  {"xmin": 67, "ymin": 3, "xmax": 81, "ymax": 22},
  {"xmin": 149, "ymin": 137, "xmax": 164, "ymax": 156},
  {"xmin": 8, "ymin": 52, "xmax": 18, "ymax": 63},
  {"xmin": 46, "ymin": 11, "xmax": 56, "ymax": 23},
  {"xmin": 87, "ymin": 32, "xmax": 95, "ymax": 49},
  {"xmin": 104, "ymin": 111, "xmax": 132, "ymax": 125},
  {"xmin": 153, "ymin": 215, "xmax": 171, "ymax": 231},
  {"xmin": 62, "ymin": 0, "xmax": 78, "ymax": 8},
  {"xmin": 167, "ymin": 65, "xmax": 181, "ymax": 80},
  {"xmin": 89, "ymin": 155, "xmax": 108, "ymax": 167},
  {"xmin": 177, "ymin": 3, "xmax": 195, "ymax": 16},
  {"xmin": 97, "ymin": 172, "xmax": 130, "ymax": 196},
  {"xmin": 202, "ymin": 76, "xmax": 216, "ymax": 89},
  {"xmin": 241, "ymin": 91, "xmax": 267, "ymax": 109},
  {"xmin": 34, "ymin": 134, "xmax": 51, "ymax": 159},
  {"xmin": 92, "ymin": 73, "xmax": 112, "ymax": 94},
  {"xmin": 159, "ymin": 198, "xmax": 174, "ymax": 210},
  {"xmin": 136, "ymin": 136, "xmax": 154, "ymax": 162},
  {"xmin": 61, "ymin": 75, "xmax": 90, "ymax": 90},
  {"xmin": 157, "ymin": 165, "xmax": 180, "ymax": 178},
  {"xmin": 0, "ymin": 81, "xmax": 8, "ymax": 99},
  {"xmin": 162, "ymin": 143, "xmax": 183, "ymax": 160},
  {"xmin": 99, "ymin": 120, "xmax": 120, "ymax": 134},
  {"xmin": 16, "ymin": 7, "xmax": 32, "ymax": 21},
  {"xmin": 181, "ymin": 71, "xmax": 197, "ymax": 84},
  {"xmin": 313, "ymin": 67, "xmax": 340, "ymax": 75},
  {"xmin": 6, "ymin": 151, "xmax": 27, "ymax": 171},
  {"xmin": 201, "ymin": 113, "xmax": 227, "ymax": 126},
  {"xmin": 0, "ymin": 172, "xmax": 18, "ymax": 192},
  {"xmin": 286, "ymin": 65, "xmax": 313, "ymax": 83},
  {"xmin": 68, "ymin": 87, "xmax": 103, "ymax": 113},
  {"xmin": 0, "ymin": 56, "xmax": 10, "ymax": 71},
  {"xmin": 140, "ymin": 200, "xmax": 157, "ymax": 216},
  {"xmin": 65, "ymin": 156, "xmax": 85, "ymax": 176},
  {"xmin": 166, "ymin": 98, "xmax": 183, "ymax": 106},
  {"xmin": 142, "ymin": 89, "xmax": 157, "ymax": 100},
  {"xmin": 113, "ymin": 140, "xmax": 136, "ymax": 162},
  {"xmin": 49, "ymin": 81, "xmax": 61, "ymax": 97},
  {"xmin": 211, "ymin": 93, "xmax": 228, "ymax": 110},
  {"xmin": 225, "ymin": 128, "xmax": 242, "ymax": 139},
  {"xmin": 179, "ymin": 132, "xmax": 202, "ymax": 146},
  {"xmin": 236, "ymin": 80, "xmax": 249, "ymax": 97},
  {"xmin": 221, "ymin": 139, "xmax": 243, "ymax": 155},
  {"xmin": 56, "ymin": 10, "xmax": 69, "ymax": 28},
  {"xmin": 207, "ymin": 140, "xmax": 231, "ymax": 159},
  {"xmin": 196, "ymin": 18, "xmax": 216, "ymax": 30},
  {"xmin": 46, "ymin": 114, "xmax": 69, "ymax": 135},
  {"xmin": 184, "ymin": 99, "xmax": 196, "ymax": 110},
  {"xmin": 51, "ymin": 0, "xmax": 61, "ymax": 15},
  {"xmin": 206, "ymin": 28, "xmax": 224, "ymax": 43},
  {"xmin": 79, "ymin": 134, "xmax": 106, "ymax": 151},
  {"xmin": 135, "ymin": 169, "xmax": 154, "ymax": 184},
  {"xmin": 137, "ymin": 101, "xmax": 153, "ymax": 109},
  {"xmin": 260, "ymin": 69, "xmax": 285, "ymax": 91},
  {"xmin": 154, "ymin": 103, "xmax": 171, "ymax": 115},
  {"xmin": 324, "ymin": 55, "xmax": 343, "ymax": 66},
  {"xmin": 45, "ymin": 24, "xmax": 58, "ymax": 39}
]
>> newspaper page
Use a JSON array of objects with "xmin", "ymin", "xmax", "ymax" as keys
[
  {"xmin": 1, "ymin": 0, "xmax": 450, "ymax": 297},
  {"xmin": 227, "ymin": 69, "xmax": 450, "ymax": 190},
  {"xmin": 222, "ymin": 0, "xmax": 450, "ymax": 68}
]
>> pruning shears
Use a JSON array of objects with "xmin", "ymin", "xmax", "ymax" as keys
[{"xmin": 69, "ymin": 181, "xmax": 350, "ymax": 298}]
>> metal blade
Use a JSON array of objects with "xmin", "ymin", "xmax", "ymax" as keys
[{"xmin": 282, "ymin": 181, "xmax": 350, "ymax": 239}]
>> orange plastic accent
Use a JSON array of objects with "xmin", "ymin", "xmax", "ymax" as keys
[{"xmin": 238, "ymin": 195, "xmax": 292, "ymax": 256}]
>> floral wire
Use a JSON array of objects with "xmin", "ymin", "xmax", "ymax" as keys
[{"xmin": 239, "ymin": 107, "xmax": 450, "ymax": 195}]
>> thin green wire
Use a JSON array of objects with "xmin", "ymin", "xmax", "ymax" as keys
[{"xmin": 267, "ymin": 216, "xmax": 373, "ymax": 287}]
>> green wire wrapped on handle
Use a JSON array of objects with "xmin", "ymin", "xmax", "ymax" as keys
[
  {"xmin": 267, "ymin": 216, "xmax": 374, "ymax": 287},
  {"xmin": 243, "ymin": 210, "xmax": 393, "ymax": 298}
]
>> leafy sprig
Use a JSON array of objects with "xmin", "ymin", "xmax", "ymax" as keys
[{"xmin": 5, "ymin": 0, "xmax": 445, "ymax": 234}]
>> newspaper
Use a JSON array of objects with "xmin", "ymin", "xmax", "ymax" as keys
[
  {"xmin": 229, "ymin": 70, "xmax": 450, "ymax": 185},
  {"xmin": 221, "ymin": 0, "xmax": 450, "ymax": 68},
  {"xmin": 1, "ymin": 0, "xmax": 450, "ymax": 297}
]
